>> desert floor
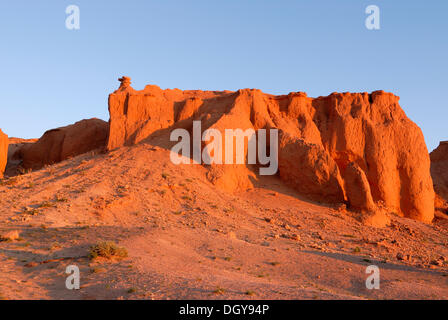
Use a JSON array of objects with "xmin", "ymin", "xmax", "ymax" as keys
[{"xmin": 0, "ymin": 142, "xmax": 447, "ymax": 300}]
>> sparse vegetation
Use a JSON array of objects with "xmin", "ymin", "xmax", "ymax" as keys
[
  {"xmin": 39, "ymin": 201, "xmax": 56, "ymax": 208},
  {"xmin": 89, "ymin": 241, "xmax": 128, "ymax": 260},
  {"xmin": 18, "ymin": 167, "xmax": 32, "ymax": 175},
  {"xmin": 49, "ymin": 243, "xmax": 61, "ymax": 251},
  {"xmin": 45, "ymin": 166, "xmax": 55, "ymax": 175},
  {"xmin": 25, "ymin": 182, "xmax": 35, "ymax": 189},
  {"xmin": 0, "ymin": 177, "xmax": 19, "ymax": 186},
  {"xmin": 55, "ymin": 195, "xmax": 68, "ymax": 202},
  {"xmin": 245, "ymin": 290, "xmax": 256, "ymax": 296},
  {"xmin": 213, "ymin": 286, "xmax": 226, "ymax": 295},
  {"xmin": 22, "ymin": 207, "xmax": 40, "ymax": 216}
]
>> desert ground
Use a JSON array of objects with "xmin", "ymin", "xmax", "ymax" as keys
[{"xmin": 0, "ymin": 142, "xmax": 447, "ymax": 300}]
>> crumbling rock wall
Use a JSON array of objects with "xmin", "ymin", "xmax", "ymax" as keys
[
  {"xmin": 18, "ymin": 118, "xmax": 109, "ymax": 170},
  {"xmin": 107, "ymin": 78, "xmax": 434, "ymax": 222},
  {"xmin": 0, "ymin": 129, "xmax": 8, "ymax": 178}
]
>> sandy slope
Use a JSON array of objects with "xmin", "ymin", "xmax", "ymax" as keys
[{"xmin": 0, "ymin": 141, "xmax": 447, "ymax": 300}]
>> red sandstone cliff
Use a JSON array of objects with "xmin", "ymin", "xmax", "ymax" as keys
[
  {"xmin": 0, "ymin": 129, "xmax": 8, "ymax": 178},
  {"xmin": 106, "ymin": 78, "xmax": 435, "ymax": 223},
  {"xmin": 430, "ymin": 141, "xmax": 448, "ymax": 215},
  {"xmin": 17, "ymin": 119, "xmax": 109, "ymax": 170}
]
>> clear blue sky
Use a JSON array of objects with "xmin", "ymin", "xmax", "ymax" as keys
[{"xmin": 0, "ymin": 0, "xmax": 446, "ymax": 151}]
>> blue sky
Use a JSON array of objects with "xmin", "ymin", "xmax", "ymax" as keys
[{"xmin": 0, "ymin": 0, "xmax": 446, "ymax": 151}]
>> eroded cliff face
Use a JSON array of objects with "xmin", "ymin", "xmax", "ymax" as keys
[
  {"xmin": 0, "ymin": 129, "xmax": 8, "ymax": 178},
  {"xmin": 18, "ymin": 119, "xmax": 109, "ymax": 170},
  {"xmin": 430, "ymin": 141, "xmax": 448, "ymax": 213},
  {"xmin": 4, "ymin": 137, "xmax": 37, "ymax": 177},
  {"xmin": 107, "ymin": 78, "xmax": 434, "ymax": 223}
]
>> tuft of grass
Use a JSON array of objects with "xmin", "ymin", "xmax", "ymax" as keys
[
  {"xmin": 127, "ymin": 288, "xmax": 137, "ymax": 294},
  {"xmin": 39, "ymin": 201, "xmax": 55, "ymax": 208},
  {"xmin": 45, "ymin": 166, "xmax": 55, "ymax": 175},
  {"xmin": 89, "ymin": 241, "xmax": 128, "ymax": 260},
  {"xmin": 353, "ymin": 247, "xmax": 361, "ymax": 253},
  {"xmin": 224, "ymin": 256, "xmax": 232, "ymax": 262},
  {"xmin": 22, "ymin": 207, "xmax": 40, "ymax": 216},
  {"xmin": 245, "ymin": 290, "xmax": 256, "ymax": 296},
  {"xmin": 0, "ymin": 177, "xmax": 19, "ymax": 186},
  {"xmin": 55, "ymin": 195, "xmax": 68, "ymax": 202},
  {"xmin": 25, "ymin": 182, "xmax": 35, "ymax": 189},
  {"xmin": 49, "ymin": 243, "xmax": 61, "ymax": 251},
  {"xmin": 270, "ymin": 261, "xmax": 281, "ymax": 266},
  {"xmin": 161, "ymin": 173, "xmax": 169, "ymax": 179},
  {"xmin": 18, "ymin": 167, "xmax": 33, "ymax": 175},
  {"xmin": 213, "ymin": 286, "xmax": 226, "ymax": 295}
]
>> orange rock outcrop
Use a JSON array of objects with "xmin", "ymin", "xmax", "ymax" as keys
[
  {"xmin": 18, "ymin": 119, "xmax": 109, "ymax": 170},
  {"xmin": 5, "ymin": 137, "xmax": 37, "ymax": 177},
  {"xmin": 0, "ymin": 129, "xmax": 8, "ymax": 178},
  {"xmin": 107, "ymin": 77, "xmax": 434, "ymax": 223},
  {"xmin": 430, "ymin": 141, "xmax": 448, "ymax": 213}
]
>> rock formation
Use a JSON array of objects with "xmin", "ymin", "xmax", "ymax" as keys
[
  {"xmin": 0, "ymin": 129, "xmax": 8, "ymax": 178},
  {"xmin": 430, "ymin": 141, "xmax": 448, "ymax": 214},
  {"xmin": 430, "ymin": 142, "xmax": 448, "ymax": 199},
  {"xmin": 5, "ymin": 138, "xmax": 38, "ymax": 177},
  {"xmin": 17, "ymin": 119, "xmax": 109, "ymax": 170},
  {"xmin": 106, "ymin": 77, "xmax": 434, "ymax": 223}
]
